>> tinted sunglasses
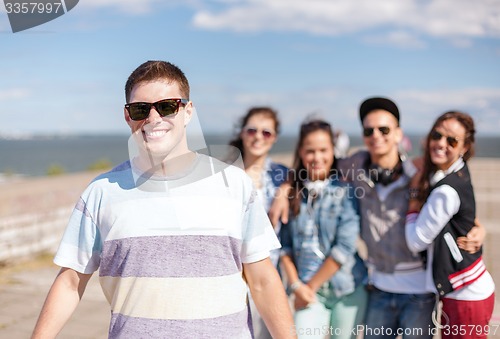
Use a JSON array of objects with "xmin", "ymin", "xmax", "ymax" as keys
[
  {"xmin": 125, "ymin": 98, "xmax": 188, "ymax": 121},
  {"xmin": 363, "ymin": 126, "xmax": 391, "ymax": 137},
  {"xmin": 430, "ymin": 130, "xmax": 461, "ymax": 148},
  {"xmin": 244, "ymin": 127, "xmax": 275, "ymax": 139}
]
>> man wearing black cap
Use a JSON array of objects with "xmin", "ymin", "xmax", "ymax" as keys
[{"xmin": 343, "ymin": 97, "xmax": 435, "ymax": 338}]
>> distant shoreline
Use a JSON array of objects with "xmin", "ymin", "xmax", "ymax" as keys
[
  {"xmin": 1, "ymin": 133, "xmax": 499, "ymax": 177},
  {"xmin": 1, "ymin": 153, "xmax": 499, "ymax": 183}
]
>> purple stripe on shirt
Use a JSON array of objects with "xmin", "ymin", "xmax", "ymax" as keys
[
  {"xmin": 108, "ymin": 308, "xmax": 252, "ymax": 339},
  {"xmin": 99, "ymin": 235, "xmax": 242, "ymax": 278}
]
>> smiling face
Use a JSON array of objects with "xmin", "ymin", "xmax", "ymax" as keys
[
  {"xmin": 362, "ymin": 110, "xmax": 402, "ymax": 163},
  {"xmin": 299, "ymin": 129, "xmax": 335, "ymax": 181},
  {"xmin": 240, "ymin": 113, "xmax": 277, "ymax": 159},
  {"xmin": 429, "ymin": 118, "xmax": 469, "ymax": 171},
  {"xmin": 124, "ymin": 80, "xmax": 192, "ymax": 163}
]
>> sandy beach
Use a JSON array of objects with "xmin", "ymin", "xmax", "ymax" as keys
[{"xmin": 0, "ymin": 155, "xmax": 499, "ymax": 338}]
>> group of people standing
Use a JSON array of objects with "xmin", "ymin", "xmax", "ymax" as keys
[
  {"xmin": 31, "ymin": 60, "xmax": 494, "ymax": 339},
  {"xmin": 231, "ymin": 98, "xmax": 495, "ymax": 339}
]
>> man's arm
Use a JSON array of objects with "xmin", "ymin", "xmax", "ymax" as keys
[
  {"xmin": 268, "ymin": 182, "xmax": 291, "ymax": 225},
  {"xmin": 457, "ymin": 218, "xmax": 486, "ymax": 254},
  {"xmin": 32, "ymin": 267, "xmax": 92, "ymax": 339},
  {"xmin": 243, "ymin": 258, "xmax": 296, "ymax": 339}
]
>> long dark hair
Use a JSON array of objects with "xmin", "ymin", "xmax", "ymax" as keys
[
  {"xmin": 289, "ymin": 119, "xmax": 335, "ymax": 216},
  {"xmin": 417, "ymin": 111, "xmax": 475, "ymax": 202},
  {"xmin": 228, "ymin": 107, "xmax": 280, "ymax": 158}
]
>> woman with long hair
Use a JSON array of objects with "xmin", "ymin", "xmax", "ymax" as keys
[
  {"xmin": 280, "ymin": 118, "xmax": 367, "ymax": 339},
  {"xmin": 405, "ymin": 111, "xmax": 495, "ymax": 338},
  {"xmin": 229, "ymin": 106, "xmax": 289, "ymax": 339}
]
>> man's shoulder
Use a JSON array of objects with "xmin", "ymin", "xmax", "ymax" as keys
[
  {"xmin": 87, "ymin": 160, "xmax": 134, "ymax": 190},
  {"xmin": 337, "ymin": 150, "xmax": 370, "ymax": 170},
  {"xmin": 194, "ymin": 154, "xmax": 251, "ymax": 189},
  {"xmin": 197, "ymin": 153, "xmax": 247, "ymax": 176},
  {"xmin": 335, "ymin": 151, "xmax": 370, "ymax": 182}
]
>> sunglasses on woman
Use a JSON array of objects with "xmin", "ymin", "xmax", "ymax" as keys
[
  {"xmin": 243, "ymin": 127, "xmax": 275, "ymax": 139},
  {"xmin": 430, "ymin": 130, "xmax": 461, "ymax": 148},
  {"xmin": 363, "ymin": 126, "xmax": 391, "ymax": 137},
  {"xmin": 125, "ymin": 98, "xmax": 188, "ymax": 121}
]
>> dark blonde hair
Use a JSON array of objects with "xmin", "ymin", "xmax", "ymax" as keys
[
  {"xmin": 125, "ymin": 61, "xmax": 190, "ymax": 103},
  {"xmin": 417, "ymin": 111, "xmax": 475, "ymax": 202}
]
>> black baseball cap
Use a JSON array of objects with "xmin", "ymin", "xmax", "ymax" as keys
[{"xmin": 359, "ymin": 97, "xmax": 400, "ymax": 124}]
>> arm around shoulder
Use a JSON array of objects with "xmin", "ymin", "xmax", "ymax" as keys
[
  {"xmin": 268, "ymin": 181, "xmax": 292, "ymax": 225},
  {"xmin": 457, "ymin": 218, "xmax": 486, "ymax": 254}
]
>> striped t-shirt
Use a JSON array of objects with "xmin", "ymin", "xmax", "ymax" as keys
[{"xmin": 54, "ymin": 154, "xmax": 281, "ymax": 338}]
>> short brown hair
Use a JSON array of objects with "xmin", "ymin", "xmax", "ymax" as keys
[{"xmin": 125, "ymin": 60, "xmax": 190, "ymax": 103}]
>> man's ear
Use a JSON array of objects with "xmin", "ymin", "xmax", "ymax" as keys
[
  {"xmin": 183, "ymin": 101, "xmax": 193, "ymax": 127},
  {"xmin": 124, "ymin": 107, "xmax": 133, "ymax": 127},
  {"xmin": 394, "ymin": 126, "xmax": 403, "ymax": 144}
]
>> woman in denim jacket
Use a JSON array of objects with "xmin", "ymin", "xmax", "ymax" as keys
[
  {"xmin": 229, "ymin": 107, "xmax": 289, "ymax": 339},
  {"xmin": 281, "ymin": 119, "xmax": 367, "ymax": 339}
]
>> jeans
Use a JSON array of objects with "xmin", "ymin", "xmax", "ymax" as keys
[
  {"xmin": 294, "ymin": 284, "xmax": 368, "ymax": 339},
  {"xmin": 364, "ymin": 288, "xmax": 435, "ymax": 339}
]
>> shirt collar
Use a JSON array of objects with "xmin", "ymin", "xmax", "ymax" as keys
[{"xmin": 430, "ymin": 157, "xmax": 465, "ymax": 186}]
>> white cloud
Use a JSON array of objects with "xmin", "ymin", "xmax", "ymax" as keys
[
  {"xmin": 415, "ymin": 0, "xmax": 498, "ymax": 38},
  {"xmin": 193, "ymin": 0, "xmax": 394, "ymax": 35},
  {"xmin": 0, "ymin": 88, "xmax": 30, "ymax": 101},
  {"xmin": 363, "ymin": 31, "xmax": 427, "ymax": 49},
  {"xmin": 192, "ymin": 0, "xmax": 500, "ymax": 47},
  {"xmin": 396, "ymin": 88, "xmax": 500, "ymax": 134},
  {"xmin": 398, "ymin": 88, "xmax": 500, "ymax": 110},
  {"xmin": 193, "ymin": 83, "xmax": 500, "ymax": 135},
  {"xmin": 77, "ymin": 0, "xmax": 165, "ymax": 14}
]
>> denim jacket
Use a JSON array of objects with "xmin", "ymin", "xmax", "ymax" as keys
[
  {"xmin": 260, "ymin": 158, "xmax": 289, "ymax": 211},
  {"xmin": 281, "ymin": 177, "xmax": 367, "ymax": 298},
  {"xmin": 261, "ymin": 158, "xmax": 289, "ymax": 267}
]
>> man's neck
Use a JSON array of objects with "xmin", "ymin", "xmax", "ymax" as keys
[
  {"xmin": 136, "ymin": 151, "xmax": 197, "ymax": 177},
  {"xmin": 370, "ymin": 151, "xmax": 400, "ymax": 169}
]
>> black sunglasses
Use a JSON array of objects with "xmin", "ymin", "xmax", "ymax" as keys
[
  {"xmin": 243, "ymin": 127, "xmax": 275, "ymax": 139},
  {"xmin": 125, "ymin": 98, "xmax": 188, "ymax": 121},
  {"xmin": 430, "ymin": 130, "xmax": 461, "ymax": 148},
  {"xmin": 363, "ymin": 126, "xmax": 391, "ymax": 137}
]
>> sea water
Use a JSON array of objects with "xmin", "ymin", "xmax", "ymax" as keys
[{"xmin": 1, "ymin": 134, "xmax": 499, "ymax": 177}]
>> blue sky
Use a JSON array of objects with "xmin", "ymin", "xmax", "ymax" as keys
[{"xmin": 1, "ymin": 0, "xmax": 500, "ymax": 137}]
